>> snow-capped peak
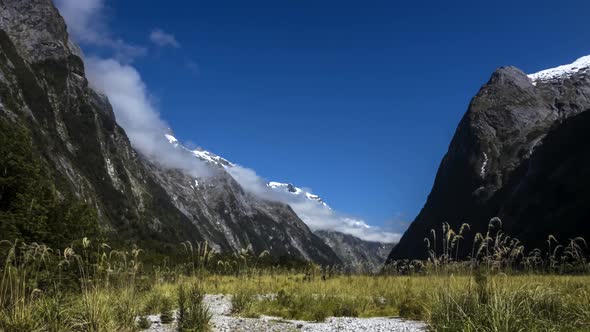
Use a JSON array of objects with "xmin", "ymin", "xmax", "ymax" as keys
[
  {"xmin": 268, "ymin": 182, "xmax": 301, "ymax": 194},
  {"xmin": 164, "ymin": 134, "xmax": 233, "ymax": 168},
  {"xmin": 528, "ymin": 55, "xmax": 590, "ymax": 83},
  {"xmin": 267, "ymin": 182, "xmax": 329, "ymax": 208},
  {"xmin": 163, "ymin": 135, "xmax": 328, "ymax": 207},
  {"xmin": 191, "ymin": 149, "xmax": 233, "ymax": 168}
]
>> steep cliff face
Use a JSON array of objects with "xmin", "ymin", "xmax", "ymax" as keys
[
  {"xmin": 0, "ymin": 0, "xmax": 200, "ymax": 251},
  {"xmin": 146, "ymin": 164, "xmax": 340, "ymax": 264},
  {"xmin": 388, "ymin": 59, "xmax": 590, "ymax": 260},
  {"xmin": 0, "ymin": 0, "xmax": 340, "ymax": 265}
]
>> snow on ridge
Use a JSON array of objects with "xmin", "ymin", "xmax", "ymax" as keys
[
  {"xmin": 528, "ymin": 55, "xmax": 590, "ymax": 83},
  {"xmin": 161, "ymin": 134, "xmax": 397, "ymax": 243},
  {"xmin": 164, "ymin": 134, "xmax": 233, "ymax": 167},
  {"xmin": 165, "ymin": 134, "xmax": 178, "ymax": 144},
  {"xmin": 163, "ymin": 136, "xmax": 328, "ymax": 207},
  {"xmin": 191, "ymin": 149, "xmax": 233, "ymax": 167},
  {"xmin": 267, "ymin": 182, "xmax": 329, "ymax": 207}
]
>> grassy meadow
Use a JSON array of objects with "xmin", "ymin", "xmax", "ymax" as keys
[{"xmin": 1, "ymin": 219, "xmax": 590, "ymax": 331}]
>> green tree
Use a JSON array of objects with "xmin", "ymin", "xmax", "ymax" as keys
[{"xmin": 0, "ymin": 117, "xmax": 99, "ymax": 247}]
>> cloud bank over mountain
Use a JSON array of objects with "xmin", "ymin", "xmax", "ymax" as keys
[
  {"xmin": 56, "ymin": 0, "xmax": 399, "ymax": 244},
  {"xmin": 228, "ymin": 166, "xmax": 401, "ymax": 243}
]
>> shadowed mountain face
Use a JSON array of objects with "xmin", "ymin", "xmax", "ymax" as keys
[
  {"xmin": 314, "ymin": 230, "xmax": 394, "ymax": 272},
  {"xmin": 388, "ymin": 61, "xmax": 590, "ymax": 261},
  {"xmin": 0, "ymin": 0, "xmax": 340, "ymax": 265}
]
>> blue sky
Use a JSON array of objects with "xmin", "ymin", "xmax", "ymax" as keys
[{"xmin": 58, "ymin": 0, "xmax": 590, "ymax": 235}]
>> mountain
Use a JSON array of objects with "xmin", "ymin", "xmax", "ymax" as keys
[
  {"xmin": 163, "ymin": 134, "xmax": 395, "ymax": 268},
  {"xmin": 0, "ymin": 0, "xmax": 340, "ymax": 265},
  {"xmin": 267, "ymin": 182, "xmax": 329, "ymax": 208},
  {"xmin": 265, "ymin": 181, "xmax": 396, "ymax": 268},
  {"xmin": 314, "ymin": 230, "xmax": 394, "ymax": 272},
  {"xmin": 388, "ymin": 56, "xmax": 590, "ymax": 261}
]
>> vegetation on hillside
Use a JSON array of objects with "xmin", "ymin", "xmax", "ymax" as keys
[{"xmin": 0, "ymin": 118, "xmax": 100, "ymax": 248}]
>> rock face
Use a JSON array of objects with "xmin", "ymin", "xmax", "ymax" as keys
[
  {"xmin": 265, "ymin": 181, "xmax": 395, "ymax": 268},
  {"xmin": 162, "ymin": 136, "xmax": 394, "ymax": 266},
  {"xmin": 314, "ymin": 230, "xmax": 394, "ymax": 272},
  {"xmin": 0, "ymin": 0, "xmax": 339, "ymax": 265},
  {"xmin": 388, "ymin": 59, "xmax": 590, "ymax": 260}
]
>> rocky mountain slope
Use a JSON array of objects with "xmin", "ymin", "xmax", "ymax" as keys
[
  {"xmin": 0, "ymin": 0, "xmax": 339, "ymax": 265},
  {"xmin": 164, "ymin": 134, "xmax": 395, "ymax": 267},
  {"xmin": 388, "ymin": 56, "xmax": 590, "ymax": 260},
  {"xmin": 314, "ymin": 230, "xmax": 394, "ymax": 271},
  {"xmin": 267, "ymin": 181, "xmax": 396, "ymax": 268}
]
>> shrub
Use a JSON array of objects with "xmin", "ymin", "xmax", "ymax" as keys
[
  {"xmin": 136, "ymin": 316, "xmax": 152, "ymax": 330},
  {"xmin": 177, "ymin": 283, "xmax": 212, "ymax": 332},
  {"xmin": 230, "ymin": 290, "xmax": 253, "ymax": 315},
  {"xmin": 159, "ymin": 297, "xmax": 174, "ymax": 324},
  {"xmin": 333, "ymin": 299, "xmax": 360, "ymax": 317},
  {"xmin": 142, "ymin": 292, "xmax": 164, "ymax": 315},
  {"xmin": 398, "ymin": 280, "xmax": 424, "ymax": 320}
]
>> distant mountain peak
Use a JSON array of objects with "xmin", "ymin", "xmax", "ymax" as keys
[
  {"xmin": 165, "ymin": 134, "xmax": 233, "ymax": 168},
  {"xmin": 267, "ymin": 181, "xmax": 329, "ymax": 207},
  {"xmin": 528, "ymin": 55, "xmax": 590, "ymax": 83},
  {"xmin": 164, "ymin": 135, "xmax": 331, "ymax": 208}
]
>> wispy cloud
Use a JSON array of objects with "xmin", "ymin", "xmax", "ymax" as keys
[
  {"xmin": 84, "ymin": 58, "xmax": 210, "ymax": 177},
  {"xmin": 227, "ymin": 166, "xmax": 401, "ymax": 243},
  {"xmin": 57, "ymin": 0, "xmax": 209, "ymax": 177},
  {"xmin": 55, "ymin": 0, "xmax": 146, "ymax": 61},
  {"xmin": 150, "ymin": 29, "xmax": 181, "ymax": 48},
  {"xmin": 56, "ymin": 0, "xmax": 398, "ymax": 243}
]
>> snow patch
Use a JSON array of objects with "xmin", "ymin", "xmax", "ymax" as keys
[
  {"xmin": 268, "ymin": 182, "xmax": 329, "ymax": 207},
  {"xmin": 164, "ymin": 134, "xmax": 178, "ymax": 144},
  {"xmin": 480, "ymin": 153, "xmax": 488, "ymax": 177},
  {"xmin": 528, "ymin": 55, "xmax": 590, "ymax": 83},
  {"xmin": 105, "ymin": 157, "xmax": 122, "ymax": 191}
]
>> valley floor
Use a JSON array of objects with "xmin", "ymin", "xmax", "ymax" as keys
[
  {"xmin": 2, "ymin": 240, "xmax": 590, "ymax": 331},
  {"xmin": 134, "ymin": 273, "xmax": 590, "ymax": 332},
  {"xmin": 141, "ymin": 294, "xmax": 427, "ymax": 332}
]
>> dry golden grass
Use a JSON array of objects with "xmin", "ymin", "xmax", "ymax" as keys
[{"xmin": 1, "ymin": 220, "xmax": 590, "ymax": 332}]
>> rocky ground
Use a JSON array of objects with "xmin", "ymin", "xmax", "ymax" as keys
[{"xmin": 140, "ymin": 294, "xmax": 427, "ymax": 332}]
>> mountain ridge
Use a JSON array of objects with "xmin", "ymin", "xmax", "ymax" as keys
[
  {"xmin": 0, "ymin": 0, "xmax": 341, "ymax": 265},
  {"xmin": 162, "ymin": 132, "xmax": 396, "ymax": 267}
]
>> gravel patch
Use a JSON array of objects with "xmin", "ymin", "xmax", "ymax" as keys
[{"xmin": 139, "ymin": 294, "xmax": 427, "ymax": 332}]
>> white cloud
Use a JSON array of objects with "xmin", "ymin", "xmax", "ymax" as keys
[
  {"xmin": 84, "ymin": 57, "xmax": 210, "ymax": 177},
  {"xmin": 150, "ymin": 29, "xmax": 181, "ymax": 48},
  {"xmin": 55, "ymin": 0, "xmax": 146, "ymax": 61},
  {"xmin": 57, "ymin": 0, "xmax": 209, "ymax": 177},
  {"xmin": 56, "ymin": 0, "xmax": 397, "ymax": 243},
  {"xmin": 227, "ymin": 166, "xmax": 401, "ymax": 243},
  {"xmin": 290, "ymin": 200, "xmax": 401, "ymax": 243}
]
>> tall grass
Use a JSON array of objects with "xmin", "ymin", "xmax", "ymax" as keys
[
  {"xmin": 0, "ymin": 218, "xmax": 589, "ymax": 331},
  {"xmin": 177, "ymin": 283, "xmax": 211, "ymax": 332}
]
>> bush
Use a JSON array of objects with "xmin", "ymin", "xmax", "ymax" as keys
[
  {"xmin": 177, "ymin": 283, "xmax": 212, "ymax": 332},
  {"xmin": 398, "ymin": 280, "xmax": 424, "ymax": 320},
  {"xmin": 231, "ymin": 290, "xmax": 253, "ymax": 315},
  {"xmin": 137, "ymin": 316, "xmax": 152, "ymax": 330},
  {"xmin": 159, "ymin": 297, "xmax": 174, "ymax": 324},
  {"xmin": 142, "ymin": 292, "xmax": 164, "ymax": 315},
  {"xmin": 333, "ymin": 299, "xmax": 360, "ymax": 317}
]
